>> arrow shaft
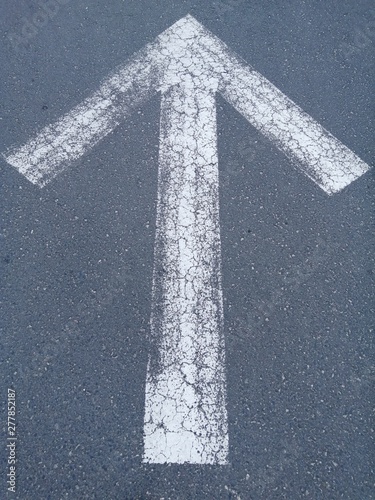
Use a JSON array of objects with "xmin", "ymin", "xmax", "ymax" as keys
[{"xmin": 143, "ymin": 81, "xmax": 228, "ymax": 464}]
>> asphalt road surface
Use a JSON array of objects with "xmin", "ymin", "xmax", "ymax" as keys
[{"xmin": 1, "ymin": 1, "xmax": 374, "ymax": 498}]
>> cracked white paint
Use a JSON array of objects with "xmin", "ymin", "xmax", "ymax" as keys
[
  {"xmin": 2, "ymin": 15, "xmax": 371, "ymax": 465},
  {"xmin": 4, "ymin": 15, "xmax": 370, "ymax": 193},
  {"xmin": 143, "ymin": 78, "xmax": 228, "ymax": 464}
]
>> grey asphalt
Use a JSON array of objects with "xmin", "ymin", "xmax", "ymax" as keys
[{"xmin": 1, "ymin": 0, "xmax": 374, "ymax": 498}]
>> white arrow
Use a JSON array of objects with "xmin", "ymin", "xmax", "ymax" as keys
[{"xmin": 3, "ymin": 15, "xmax": 371, "ymax": 465}]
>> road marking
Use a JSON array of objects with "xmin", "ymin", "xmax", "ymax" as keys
[
  {"xmin": 4, "ymin": 15, "xmax": 370, "ymax": 193},
  {"xmin": 2, "ymin": 15, "xmax": 371, "ymax": 465},
  {"xmin": 144, "ymin": 80, "xmax": 228, "ymax": 464}
]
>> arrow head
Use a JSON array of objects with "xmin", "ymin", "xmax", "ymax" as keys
[{"xmin": 2, "ymin": 14, "xmax": 371, "ymax": 194}]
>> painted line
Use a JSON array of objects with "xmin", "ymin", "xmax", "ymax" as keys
[
  {"xmin": 2, "ymin": 43, "xmax": 166, "ymax": 187},
  {"xmin": 3, "ymin": 15, "xmax": 370, "ymax": 192},
  {"xmin": 218, "ymin": 59, "xmax": 368, "ymax": 195},
  {"xmin": 2, "ymin": 15, "xmax": 371, "ymax": 465},
  {"xmin": 143, "ymin": 78, "xmax": 228, "ymax": 464},
  {"xmin": 182, "ymin": 17, "xmax": 370, "ymax": 195}
]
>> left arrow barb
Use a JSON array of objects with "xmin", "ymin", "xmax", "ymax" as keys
[{"xmin": 2, "ymin": 15, "xmax": 371, "ymax": 465}]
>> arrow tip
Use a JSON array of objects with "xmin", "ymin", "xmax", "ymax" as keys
[{"xmin": 171, "ymin": 14, "xmax": 204, "ymax": 32}]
